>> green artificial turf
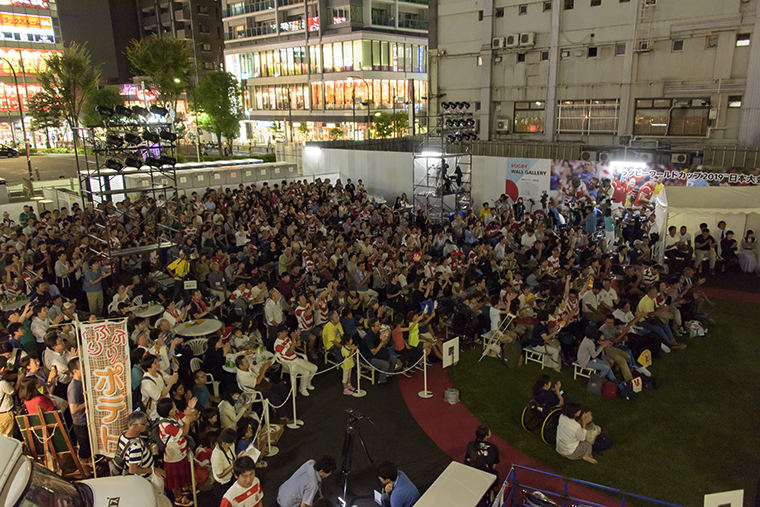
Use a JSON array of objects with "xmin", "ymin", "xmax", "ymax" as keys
[{"xmin": 447, "ymin": 299, "xmax": 760, "ymax": 507}]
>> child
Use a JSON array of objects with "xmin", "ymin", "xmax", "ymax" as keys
[
  {"xmin": 391, "ymin": 313, "xmax": 414, "ymax": 369},
  {"xmin": 340, "ymin": 335, "xmax": 357, "ymax": 396}
]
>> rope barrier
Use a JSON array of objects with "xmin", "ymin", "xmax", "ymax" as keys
[{"xmin": 356, "ymin": 349, "xmax": 427, "ymax": 377}]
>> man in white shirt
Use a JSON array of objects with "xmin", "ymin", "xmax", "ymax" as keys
[
  {"xmin": 0, "ymin": 357, "xmax": 15, "ymax": 437},
  {"xmin": 494, "ymin": 237, "xmax": 508, "ymax": 262},
  {"xmin": 139, "ymin": 353, "xmax": 177, "ymax": 420},
  {"xmin": 665, "ymin": 226, "xmax": 689, "ymax": 263},
  {"xmin": 43, "ymin": 333, "xmax": 71, "ymax": 385},
  {"xmin": 597, "ymin": 279, "xmax": 619, "ymax": 314},
  {"xmin": 264, "ymin": 289, "xmax": 284, "ymax": 347},
  {"xmin": 521, "ymin": 228, "xmax": 537, "ymax": 249},
  {"xmin": 581, "ymin": 282, "xmax": 605, "ymax": 323},
  {"xmin": 677, "ymin": 226, "xmax": 693, "ymax": 258},
  {"xmin": 31, "ymin": 305, "xmax": 59, "ymax": 346}
]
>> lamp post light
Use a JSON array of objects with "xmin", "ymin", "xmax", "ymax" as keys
[
  {"xmin": 2, "ymin": 57, "xmax": 33, "ymax": 195},
  {"xmin": 347, "ymin": 76, "xmax": 371, "ymax": 140}
]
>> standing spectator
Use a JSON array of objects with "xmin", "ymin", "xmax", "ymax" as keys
[
  {"xmin": 0, "ymin": 357, "xmax": 17, "ymax": 437},
  {"xmin": 67, "ymin": 358, "xmax": 91, "ymax": 468},
  {"xmin": 220, "ymin": 457, "xmax": 264, "ymax": 507},
  {"xmin": 277, "ymin": 455, "xmax": 336, "ymax": 507},
  {"xmin": 211, "ymin": 428, "xmax": 242, "ymax": 502},
  {"xmin": 114, "ymin": 411, "xmax": 165, "ymax": 484},
  {"xmin": 157, "ymin": 397, "xmax": 199, "ymax": 507},
  {"xmin": 264, "ymin": 288, "xmax": 285, "ymax": 347},
  {"xmin": 84, "ymin": 260, "xmax": 110, "ymax": 317}
]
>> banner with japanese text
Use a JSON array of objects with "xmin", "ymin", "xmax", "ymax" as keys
[{"xmin": 78, "ymin": 319, "xmax": 131, "ymax": 457}]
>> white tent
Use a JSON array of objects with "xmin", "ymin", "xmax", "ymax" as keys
[{"xmin": 654, "ymin": 186, "xmax": 760, "ymax": 263}]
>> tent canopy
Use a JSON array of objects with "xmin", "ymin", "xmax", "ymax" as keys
[{"xmin": 654, "ymin": 186, "xmax": 760, "ymax": 263}]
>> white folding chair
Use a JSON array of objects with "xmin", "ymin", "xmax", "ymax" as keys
[{"xmin": 185, "ymin": 338, "xmax": 208, "ymax": 357}]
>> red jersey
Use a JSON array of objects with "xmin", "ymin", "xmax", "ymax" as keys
[
  {"xmin": 295, "ymin": 304, "xmax": 314, "ymax": 330},
  {"xmin": 611, "ymin": 181, "xmax": 628, "ymax": 204},
  {"xmin": 634, "ymin": 182, "xmax": 655, "ymax": 206},
  {"xmin": 220, "ymin": 478, "xmax": 263, "ymax": 507},
  {"xmin": 274, "ymin": 336, "xmax": 296, "ymax": 362},
  {"xmin": 315, "ymin": 297, "xmax": 329, "ymax": 326}
]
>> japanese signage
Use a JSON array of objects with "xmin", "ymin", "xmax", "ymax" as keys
[
  {"xmin": 120, "ymin": 84, "xmax": 158, "ymax": 103},
  {"xmin": 308, "ymin": 16, "xmax": 319, "ymax": 31},
  {"xmin": 0, "ymin": 82, "xmax": 41, "ymax": 111},
  {"xmin": 2, "ymin": 0, "xmax": 50, "ymax": 8},
  {"xmin": 0, "ymin": 47, "xmax": 59, "ymax": 76},
  {"xmin": 0, "ymin": 12, "xmax": 54, "ymax": 43},
  {"xmin": 79, "ymin": 319, "xmax": 131, "ymax": 457}
]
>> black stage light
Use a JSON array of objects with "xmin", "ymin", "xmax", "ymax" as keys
[
  {"xmin": 159, "ymin": 155, "xmax": 177, "ymax": 166},
  {"xmin": 142, "ymin": 130, "xmax": 160, "ymax": 143},
  {"xmin": 132, "ymin": 106, "xmax": 150, "ymax": 118},
  {"xmin": 145, "ymin": 157, "xmax": 162, "ymax": 167},
  {"xmin": 104, "ymin": 159, "xmax": 123, "ymax": 170},
  {"xmin": 96, "ymin": 105, "xmax": 114, "ymax": 117},
  {"xmin": 150, "ymin": 105, "xmax": 169, "ymax": 117},
  {"xmin": 106, "ymin": 133, "xmax": 123, "ymax": 147},
  {"xmin": 159, "ymin": 130, "xmax": 177, "ymax": 142},
  {"xmin": 124, "ymin": 133, "xmax": 141, "ymax": 145},
  {"xmin": 125, "ymin": 157, "xmax": 143, "ymax": 168},
  {"xmin": 115, "ymin": 105, "xmax": 133, "ymax": 117}
]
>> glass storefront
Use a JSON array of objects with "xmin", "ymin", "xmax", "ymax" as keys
[
  {"xmin": 234, "ymin": 39, "xmax": 428, "ymax": 79},
  {"xmin": 251, "ymin": 79, "xmax": 426, "ymax": 111}
]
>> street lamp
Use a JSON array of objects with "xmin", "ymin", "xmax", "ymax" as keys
[
  {"xmin": 2, "ymin": 57, "xmax": 33, "ymax": 195},
  {"xmin": 346, "ymin": 76, "xmax": 371, "ymax": 140}
]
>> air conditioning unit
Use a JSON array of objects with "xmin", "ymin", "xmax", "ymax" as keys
[
  {"xmin": 519, "ymin": 32, "xmax": 536, "ymax": 47},
  {"xmin": 580, "ymin": 150, "xmax": 597, "ymax": 162},
  {"xmin": 671, "ymin": 153, "xmax": 690, "ymax": 164},
  {"xmin": 505, "ymin": 34, "xmax": 519, "ymax": 48},
  {"xmin": 599, "ymin": 151, "xmax": 612, "ymax": 163},
  {"xmin": 644, "ymin": 0, "xmax": 656, "ymax": 5},
  {"xmin": 495, "ymin": 118, "xmax": 510, "ymax": 133},
  {"xmin": 492, "ymin": 37, "xmax": 505, "ymax": 49},
  {"xmin": 639, "ymin": 152, "xmax": 654, "ymax": 163},
  {"xmin": 561, "ymin": 50, "xmax": 570, "ymax": 59}
]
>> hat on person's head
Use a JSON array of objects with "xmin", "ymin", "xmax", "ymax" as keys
[
  {"xmin": 63, "ymin": 302, "xmax": 76, "ymax": 310},
  {"xmin": 634, "ymin": 239, "xmax": 643, "ymax": 246}
]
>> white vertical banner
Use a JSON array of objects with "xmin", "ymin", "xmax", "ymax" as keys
[{"xmin": 78, "ymin": 319, "xmax": 131, "ymax": 457}]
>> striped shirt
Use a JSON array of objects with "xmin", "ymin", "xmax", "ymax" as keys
[
  {"xmin": 221, "ymin": 478, "xmax": 263, "ymax": 507},
  {"xmin": 295, "ymin": 304, "xmax": 313, "ymax": 331},
  {"xmin": 115, "ymin": 435, "xmax": 154, "ymax": 477}
]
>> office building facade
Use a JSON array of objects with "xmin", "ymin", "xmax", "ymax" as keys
[
  {"xmin": 432, "ymin": 0, "xmax": 760, "ymax": 150},
  {"xmin": 222, "ymin": 0, "xmax": 429, "ymax": 142}
]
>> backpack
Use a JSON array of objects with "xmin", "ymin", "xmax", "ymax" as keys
[
  {"xmin": 617, "ymin": 381, "xmax": 634, "ymax": 400},
  {"xmin": 133, "ymin": 375, "xmax": 156, "ymax": 413},
  {"xmin": 592, "ymin": 433, "xmax": 613, "ymax": 453},
  {"xmin": 685, "ymin": 320, "xmax": 707, "ymax": 337},
  {"xmin": 602, "ymin": 381, "xmax": 618, "ymax": 399},
  {"xmin": 109, "ymin": 437, "xmax": 146, "ymax": 476},
  {"xmin": 586, "ymin": 373, "xmax": 604, "ymax": 395}
]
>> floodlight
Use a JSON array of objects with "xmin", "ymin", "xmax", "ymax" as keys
[
  {"xmin": 142, "ymin": 130, "xmax": 160, "ymax": 143},
  {"xmin": 125, "ymin": 157, "xmax": 143, "ymax": 168},
  {"xmin": 106, "ymin": 133, "xmax": 123, "ymax": 147},
  {"xmin": 115, "ymin": 105, "xmax": 133, "ymax": 117},
  {"xmin": 150, "ymin": 105, "xmax": 169, "ymax": 117},
  {"xmin": 159, "ymin": 130, "xmax": 177, "ymax": 142},
  {"xmin": 104, "ymin": 159, "xmax": 123, "ymax": 171},
  {"xmin": 144, "ymin": 157, "xmax": 162, "ymax": 167},
  {"xmin": 159, "ymin": 155, "xmax": 177, "ymax": 166},
  {"xmin": 96, "ymin": 105, "xmax": 114, "ymax": 117},
  {"xmin": 124, "ymin": 133, "xmax": 141, "ymax": 145},
  {"xmin": 132, "ymin": 106, "xmax": 150, "ymax": 118}
]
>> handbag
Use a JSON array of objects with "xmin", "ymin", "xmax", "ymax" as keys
[
  {"xmin": 586, "ymin": 373, "xmax": 604, "ymax": 395},
  {"xmin": 585, "ymin": 422, "xmax": 602, "ymax": 444}
]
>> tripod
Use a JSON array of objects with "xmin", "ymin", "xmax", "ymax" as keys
[{"xmin": 339, "ymin": 410, "xmax": 377, "ymax": 507}]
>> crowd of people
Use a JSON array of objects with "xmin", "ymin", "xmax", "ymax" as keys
[{"xmin": 0, "ymin": 168, "xmax": 728, "ymax": 505}]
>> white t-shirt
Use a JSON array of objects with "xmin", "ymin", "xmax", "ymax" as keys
[
  {"xmin": 140, "ymin": 371, "xmax": 167, "ymax": 420},
  {"xmin": 612, "ymin": 309, "xmax": 634, "ymax": 324},
  {"xmin": 556, "ymin": 415, "xmax": 587, "ymax": 456},
  {"xmin": 0, "ymin": 380, "xmax": 14, "ymax": 412},
  {"xmin": 211, "ymin": 446, "xmax": 236, "ymax": 484},
  {"xmin": 521, "ymin": 233, "xmax": 537, "ymax": 248},
  {"xmin": 678, "ymin": 232, "xmax": 692, "ymax": 245},
  {"xmin": 665, "ymin": 234, "xmax": 680, "ymax": 251},
  {"xmin": 581, "ymin": 290, "xmax": 599, "ymax": 313},
  {"xmin": 489, "ymin": 306, "xmax": 501, "ymax": 332},
  {"xmin": 598, "ymin": 288, "xmax": 618, "ymax": 307}
]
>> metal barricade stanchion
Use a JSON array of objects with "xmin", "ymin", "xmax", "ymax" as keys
[
  {"xmin": 287, "ymin": 370, "xmax": 304, "ymax": 429},
  {"xmin": 418, "ymin": 350, "xmax": 433, "ymax": 399},
  {"xmin": 352, "ymin": 350, "xmax": 367, "ymax": 398},
  {"xmin": 263, "ymin": 399, "xmax": 279, "ymax": 457}
]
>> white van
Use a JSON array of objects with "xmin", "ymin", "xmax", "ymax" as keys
[{"xmin": 0, "ymin": 435, "xmax": 172, "ymax": 507}]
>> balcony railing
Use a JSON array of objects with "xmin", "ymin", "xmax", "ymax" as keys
[
  {"xmin": 398, "ymin": 17, "xmax": 428, "ymax": 29},
  {"xmin": 223, "ymin": 0, "xmax": 275, "ymax": 18},
  {"xmin": 224, "ymin": 25, "xmax": 277, "ymax": 40},
  {"xmin": 400, "ymin": 0, "xmax": 428, "ymax": 4},
  {"xmin": 277, "ymin": 0, "xmax": 304, "ymax": 7},
  {"xmin": 371, "ymin": 14, "xmax": 395, "ymax": 27}
]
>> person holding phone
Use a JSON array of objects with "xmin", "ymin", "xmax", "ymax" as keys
[{"xmin": 218, "ymin": 386, "xmax": 254, "ymax": 430}]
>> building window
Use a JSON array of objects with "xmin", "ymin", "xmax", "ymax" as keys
[
  {"xmin": 327, "ymin": 7, "xmax": 349, "ymax": 24},
  {"xmin": 541, "ymin": 50, "xmax": 549, "ymax": 61},
  {"xmin": 201, "ymin": 43, "xmax": 212, "ymax": 52},
  {"xmin": 591, "ymin": 0, "xmax": 601, "ymax": 5},
  {"xmin": 198, "ymin": 5, "xmax": 209, "ymax": 14},
  {"xmin": 633, "ymin": 98, "xmax": 709, "ymax": 136},
  {"xmin": 495, "ymin": 8, "xmax": 504, "ymax": 17},
  {"xmin": 737, "ymin": 33, "xmax": 751, "ymax": 47},
  {"xmin": 517, "ymin": 53, "xmax": 526, "ymax": 63},
  {"xmin": 564, "ymin": 0, "xmax": 574, "ymax": 9},
  {"xmin": 519, "ymin": 4, "xmax": 528, "ymax": 14},
  {"xmin": 728, "ymin": 96, "xmax": 742, "ymax": 108},
  {"xmin": 557, "ymin": 99, "xmax": 619, "ymax": 134},
  {"xmin": 672, "ymin": 39, "xmax": 684, "ymax": 52},
  {"xmin": 514, "ymin": 101, "xmax": 545, "ymax": 133},
  {"xmin": 587, "ymin": 47, "xmax": 598, "ymax": 58},
  {"xmin": 475, "ymin": 102, "xmax": 481, "ymax": 111},
  {"xmin": 615, "ymin": 43, "xmax": 626, "ymax": 56},
  {"xmin": 543, "ymin": 1, "xmax": 552, "ymax": 10},
  {"xmin": 620, "ymin": 0, "xmax": 630, "ymax": 2},
  {"xmin": 477, "ymin": 56, "xmax": 482, "ymax": 66},
  {"xmin": 199, "ymin": 23, "xmax": 210, "ymax": 34},
  {"xmin": 203, "ymin": 61, "xmax": 216, "ymax": 70},
  {"xmin": 478, "ymin": 10, "xmax": 483, "ymax": 20}
]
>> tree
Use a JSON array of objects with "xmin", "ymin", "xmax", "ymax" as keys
[
  {"xmin": 194, "ymin": 71, "xmax": 244, "ymax": 157},
  {"xmin": 27, "ymin": 92, "xmax": 64, "ymax": 148},
  {"xmin": 126, "ymin": 36, "xmax": 193, "ymax": 111},
  {"xmin": 37, "ymin": 43, "xmax": 100, "ymax": 141},
  {"xmin": 372, "ymin": 111, "xmax": 409, "ymax": 138},
  {"xmin": 81, "ymin": 86, "xmax": 125, "ymax": 127},
  {"xmin": 330, "ymin": 127, "xmax": 344, "ymax": 140}
]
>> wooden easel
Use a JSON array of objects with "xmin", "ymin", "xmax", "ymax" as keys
[{"xmin": 15, "ymin": 407, "xmax": 89, "ymax": 479}]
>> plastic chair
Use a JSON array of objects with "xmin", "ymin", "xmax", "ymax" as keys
[
  {"xmin": 190, "ymin": 357, "xmax": 202, "ymax": 372},
  {"xmin": 186, "ymin": 338, "xmax": 209, "ymax": 356}
]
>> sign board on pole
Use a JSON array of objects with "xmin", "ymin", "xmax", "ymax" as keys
[
  {"xmin": 78, "ymin": 319, "xmax": 131, "ymax": 456},
  {"xmin": 703, "ymin": 490, "xmax": 743, "ymax": 507},
  {"xmin": 443, "ymin": 336, "xmax": 459, "ymax": 368}
]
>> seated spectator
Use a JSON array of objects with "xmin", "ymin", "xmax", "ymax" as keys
[
  {"xmin": 274, "ymin": 328, "xmax": 317, "ymax": 397},
  {"xmin": 556, "ymin": 402, "xmax": 597, "ymax": 464},
  {"xmin": 193, "ymin": 369, "xmax": 220, "ymax": 408},
  {"xmin": 576, "ymin": 325, "xmax": 616, "ymax": 382},
  {"xmin": 531, "ymin": 374, "xmax": 565, "ymax": 408},
  {"xmin": 219, "ymin": 386, "xmax": 255, "ymax": 430},
  {"xmin": 18, "ymin": 376, "xmax": 55, "ymax": 414},
  {"xmin": 211, "ymin": 428, "xmax": 240, "ymax": 502},
  {"xmin": 463, "ymin": 424, "xmax": 500, "ymax": 479}
]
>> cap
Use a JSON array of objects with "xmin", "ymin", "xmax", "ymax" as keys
[{"xmin": 63, "ymin": 302, "xmax": 76, "ymax": 310}]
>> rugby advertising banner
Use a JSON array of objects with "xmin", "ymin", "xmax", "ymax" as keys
[
  {"xmin": 505, "ymin": 158, "xmax": 552, "ymax": 204},
  {"xmin": 78, "ymin": 319, "xmax": 131, "ymax": 457}
]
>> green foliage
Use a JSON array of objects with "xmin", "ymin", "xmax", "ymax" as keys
[
  {"xmin": 372, "ymin": 111, "xmax": 409, "ymax": 138},
  {"xmin": 37, "ymin": 43, "xmax": 101, "ymax": 135},
  {"xmin": 81, "ymin": 86, "xmax": 125, "ymax": 127},
  {"xmin": 28, "ymin": 147, "xmax": 37, "ymax": 154},
  {"xmin": 27, "ymin": 91, "xmax": 64, "ymax": 149},
  {"xmin": 176, "ymin": 153, "xmax": 187, "ymax": 163},
  {"xmin": 125, "ymin": 35, "xmax": 193, "ymax": 108},
  {"xmin": 329, "ymin": 127, "xmax": 344, "ymax": 140},
  {"xmin": 297, "ymin": 123, "xmax": 308, "ymax": 136},
  {"xmin": 195, "ymin": 71, "xmax": 244, "ymax": 157}
]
